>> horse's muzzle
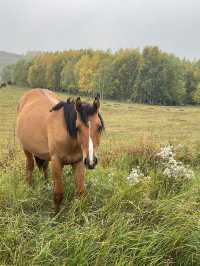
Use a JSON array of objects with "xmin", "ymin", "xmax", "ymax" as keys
[{"xmin": 84, "ymin": 156, "xmax": 98, "ymax": 169}]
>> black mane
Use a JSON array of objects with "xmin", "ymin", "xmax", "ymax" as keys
[
  {"xmin": 50, "ymin": 101, "xmax": 77, "ymax": 138},
  {"xmin": 50, "ymin": 100, "xmax": 105, "ymax": 138}
]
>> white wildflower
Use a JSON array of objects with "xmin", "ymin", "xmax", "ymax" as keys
[
  {"xmin": 163, "ymin": 160, "xmax": 194, "ymax": 181},
  {"xmin": 157, "ymin": 145, "xmax": 174, "ymax": 160},
  {"xmin": 127, "ymin": 166, "xmax": 144, "ymax": 184},
  {"xmin": 46, "ymin": 183, "xmax": 52, "ymax": 191},
  {"xmin": 157, "ymin": 145, "xmax": 194, "ymax": 182},
  {"xmin": 108, "ymin": 172, "xmax": 114, "ymax": 182}
]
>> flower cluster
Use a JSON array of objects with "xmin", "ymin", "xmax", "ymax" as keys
[
  {"xmin": 126, "ymin": 145, "xmax": 194, "ymax": 187},
  {"xmin": 157, "ymin": 145, "xmax": 194, "ymax": 182},
  {"xmin": 127, "ymin": 166, "xmax": 151, "ymax": 184},
  {"xmin": 127, "ymin": 166, "xmax": 144, "ymax": 184},
  {"xmin": 157, "ymin": 145, "xmax": 173, "ymax": 160}
]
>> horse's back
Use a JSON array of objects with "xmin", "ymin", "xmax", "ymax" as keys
[
  {"xmin": 17, "ymin": 88, "xmax": 59, "ymax": 113},
  {"xmin": 16, "ymin": 89, "xmax": 60, "ymax": 160}
]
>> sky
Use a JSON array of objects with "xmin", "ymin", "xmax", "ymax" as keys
[{"xmin": 0, "ymin": 0, "xmax": 199, "ymax": 59}]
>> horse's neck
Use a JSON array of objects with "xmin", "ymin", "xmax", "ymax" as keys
[
  {"xmin": 40, "ymin": 89, "xmax": 59, "ymax": 105},
  {"xmin": 61, "ymin": 139, "xmax": 83, "ymax": 164}
]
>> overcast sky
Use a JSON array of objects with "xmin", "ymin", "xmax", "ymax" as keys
[{"xmin": 0, "ymin": 0, "xmax": 199, "ymax": 59}]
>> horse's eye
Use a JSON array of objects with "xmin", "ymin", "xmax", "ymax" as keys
[{"xmin": 97, "ymin": 125, "xmax": 103, "ymax": 133}]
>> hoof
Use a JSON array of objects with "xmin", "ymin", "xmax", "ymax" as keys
[
  {"xmin": 76, "ymin": 190, "xmax": 87, "ymax": 198},
  {"xmin": 53, "ymin": 192, "xmax": 63, "ymax": 214}
]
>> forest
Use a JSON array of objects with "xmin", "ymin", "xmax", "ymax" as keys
[{"xmin": 1, "ymin": 46, "xmax": 200, "ymax": 105}]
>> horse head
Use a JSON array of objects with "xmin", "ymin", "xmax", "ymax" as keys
[
  {"xmin": 75, "ymin": 96, "xmax": 104, "ymax": 169},
  {"xmin": 50, "ymin": 96, "xmax": 105, "ymax": 169}
]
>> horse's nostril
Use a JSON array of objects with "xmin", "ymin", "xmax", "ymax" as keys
[
  {"xmin": 84, "ymin": 158, "xmax": 89, "ymax": 166},
  {"xmin": 94, "ymin": 156, "xmax": 98, "ymax": 165}
]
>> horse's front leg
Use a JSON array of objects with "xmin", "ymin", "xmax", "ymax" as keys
[
  {"xmin": 51, "ymin": 155, "xmax": 64, "ymax": 213},
  {"xmin": 72, "ymin": 161, "xmax": 85, "ymax": 195}
]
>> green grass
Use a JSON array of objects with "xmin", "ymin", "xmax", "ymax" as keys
[{"xmin": 1, "ymin": 86, "xmax": 200, "ymax": 265}]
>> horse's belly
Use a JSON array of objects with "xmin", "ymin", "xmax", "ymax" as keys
[
  {"xmin": 20, "ymin": 138, "xmax": 49, "ymax": 159},
  {"xmin": 17, "ymin": 106, "xmax": 49, "ymax": 158}
]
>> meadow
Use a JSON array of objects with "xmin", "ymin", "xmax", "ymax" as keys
[{"xmin": 1, "ymin": 87, "xmax": 200, "ymax": 265}]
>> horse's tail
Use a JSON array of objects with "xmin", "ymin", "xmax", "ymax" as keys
[{"xmin": 34, "ymin": 156, "xmax": 47, "ymax": 170}]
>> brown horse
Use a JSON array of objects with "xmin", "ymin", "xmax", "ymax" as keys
[{"xmin": 16, "ymin": 89, "xmax": 104, "ymax": 212}]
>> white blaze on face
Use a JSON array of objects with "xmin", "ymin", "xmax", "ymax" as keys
[{"xmin": 88, "ymin": 121, "xmax": 94, "ymax": 164}]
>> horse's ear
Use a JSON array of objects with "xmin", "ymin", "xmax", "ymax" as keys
[
  {"xmin": 76, "ymin": 97, "xmax": 82, "ymax": 111},
  {"xmin": 93, "ymin": 95, "xmax": 100, "ymax": 110},
  {"xmin": 67, "ymin": 98, "xmax": 71, "ymax": 103}
]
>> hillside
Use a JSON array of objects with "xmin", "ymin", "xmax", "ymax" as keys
[{"xmin": 0, "ymin": 51, "xmax": 22, "ymax": 75}]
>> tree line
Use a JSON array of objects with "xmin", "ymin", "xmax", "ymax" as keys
[{"xmin": 1, "ymin": 46, "xmax": 200, "ymax": 105}]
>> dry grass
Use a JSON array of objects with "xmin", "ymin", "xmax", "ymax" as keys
[{"xmin": 1, "ymin": 86, "xmax": 200, "ymax": 154}]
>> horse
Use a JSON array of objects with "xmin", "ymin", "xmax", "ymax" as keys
[{"xmin": 16, "ymin": 88, "xmax": 104, "ymax": 212}]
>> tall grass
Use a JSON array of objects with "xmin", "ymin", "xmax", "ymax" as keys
[
  {"xmin": 1, "ymin": 140, "xmax": 200, "ymax": 265},
  {"xmin": 1, "ymin": 87, "xmax": 200, "ymax": 265}
]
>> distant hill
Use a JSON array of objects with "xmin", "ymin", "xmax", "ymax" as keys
[{"xmin": 0, "ymin": 51, "xmax": 22, "ymax": 75}]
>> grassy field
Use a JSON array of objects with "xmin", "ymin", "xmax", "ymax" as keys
[
  {"xmin": 1, "ymin": 86, "xmax": 200, "ymax": 149},
  {"xmin": 1, "ymin": 86, "xmax": 200, "ymax": 265}
]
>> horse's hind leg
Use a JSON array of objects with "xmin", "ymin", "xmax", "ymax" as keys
[
  {"xmin": 42, "ymin": 161, "xmax": 49, "ymax": 180},
  {"xmin": 34, "ymin": 156, "xmax": 49, "ymax": 180},
  {"xmin": 23, "ymin": 149, "xmax": 34, "ymax": 186}
]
